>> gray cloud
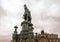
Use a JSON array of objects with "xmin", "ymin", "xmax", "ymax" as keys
[{"xmin": 0, "ymin": 7, "xmax": 7, "ymax": 18}]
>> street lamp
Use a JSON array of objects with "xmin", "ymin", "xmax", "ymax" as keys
[{"xmin": 14, "ymin": 26, "xmax": 18, "ymax": 42}]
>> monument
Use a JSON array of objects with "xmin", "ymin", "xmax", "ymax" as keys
[{"xmin": 11, "ymin": 4, "xmax": 60, "ymax": 42}]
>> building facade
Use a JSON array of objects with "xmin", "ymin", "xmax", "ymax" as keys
[{"xmin": 11, "ymin": 4, "xmax": 60, "ymax": 42}]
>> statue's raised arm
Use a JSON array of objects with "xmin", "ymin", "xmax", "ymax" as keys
[{"xmin": 23, "ymin": 4, "xmax": 32, "ymax": 21}]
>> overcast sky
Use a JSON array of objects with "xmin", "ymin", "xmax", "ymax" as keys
[{"xmin": 0, "ymin": 0, "xmax": 60, "ymax": 42}]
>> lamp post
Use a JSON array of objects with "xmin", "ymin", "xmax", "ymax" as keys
[
  {"xmin": 14, "ymin": 26, "xmax": 18, "ymax": 42},
  {"xmin": 35, "ymin": 33, "xmax": 38, "ymax": 42}
]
